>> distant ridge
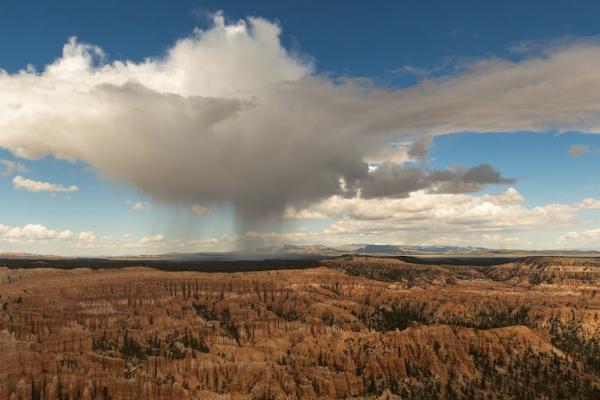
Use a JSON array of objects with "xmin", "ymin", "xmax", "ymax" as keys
[
  {"xmin": 0, "ymin": 252, "xmax": 69, "ymax": 260},
  {"xmin": 1, "ymin": 244, "xmax": 599, "ymax": 262},
  {"xmin": 354, "ymin": 244, "xmax": 484, "ymax": 255}
]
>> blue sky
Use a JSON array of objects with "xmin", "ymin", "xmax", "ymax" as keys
[
  {"xmin": 1, "ymin": 1, "xmax": 600, "ymax": 254},
  {"xmin": 4, "ymin": 1, "xmax": 600, "ymax": 75}
]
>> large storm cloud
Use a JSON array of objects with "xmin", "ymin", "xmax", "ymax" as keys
[{"xmin": 1, "ymin": 13, "xmax": 600, "ymax": 224}]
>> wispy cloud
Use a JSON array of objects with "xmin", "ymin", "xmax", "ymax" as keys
[
  {"xmin": 283, "ymin": 207, "xmax": 327, "ymax": 220},
  {"xmin": 128, "ymin": 201, "xmax": 152, "ymax": 210},
  {"xmin": 568, "ymin": 144, "xmax": 600, "ymax": 157},
  {"xmin": 191, "ymin": 204, "xmax": 209, "ymax": 216},
  {"xmin": 12, "ymin": 175, "xmax": 78, "ymax": 193},
  {"xmin": 0, "ymin": 159, "xmax": 27, "ymax": 176}
]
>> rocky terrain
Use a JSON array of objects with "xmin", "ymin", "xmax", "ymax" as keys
[{"xmin": 0, "ymin": 256, "xmax": 599, "ymax": 399}]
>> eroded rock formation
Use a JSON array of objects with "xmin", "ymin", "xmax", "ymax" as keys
[{"xmin": 0, "ymin": 257, "xmax": 599, "ymax": 399}]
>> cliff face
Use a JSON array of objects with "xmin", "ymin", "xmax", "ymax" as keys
[{"xmin": 0, "ymin": 257, "xmax": 599, "ymax": 399}]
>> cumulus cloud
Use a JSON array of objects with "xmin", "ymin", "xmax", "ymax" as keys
[
  {"xmin": 579, "ymin": 198, "xmax": 600, "ymax": 209},
  {"xmin": 558, "ymin": 228, "xmax": 600, "ymax": 247},
  {"xmin": 78, "ymin": 231, "xmax": 96, "ymax": 241},
  {"xmin": 13, "ymin": 175, "xmax": 78, "ymax": 193},
  {"xmin": 237, "ymin": 189, "xmax": 600, "ymax": 250},
  {"xmin": 2, "ymin": 13, "xmax": 600, "ymax": 228},
  {"xmin": 0, "ymin": 221, "xmax": 174, "ymax": 253},
  {"xmin": 307, "ymin": 188, "xmax": 578, "ymax": 234},
  {"xmin": 0, "ymin": 223, "xmax": 74, "ymax": 242},
  {"xmin": 232, "ymin": 188, "xmax": 595, "ymax": 250},
  {"xmin": 357, "ymin": 163, "xmax": 514, "ymax": 198}
]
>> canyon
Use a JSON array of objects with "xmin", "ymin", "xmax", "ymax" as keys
[{"xmin": 0, "ymin": 256, "xmax": 599, "ymax": 399}]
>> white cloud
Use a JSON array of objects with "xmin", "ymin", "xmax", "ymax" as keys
[
  {"xmin": 13, "ymin": 175, "xmax": 78, "ymax": 193},
  {"xmin": 237, "ymin": 188, "xmax": 586, "ymax": 249},
  {"xmin": 283, "ymin": 207, "xmax": 327, "ymax": 220},
  {"xmin": 78, "ymin": 231, "xmax": 96, "ymax": 242},
  {"xmin": 57, "ymin": 230, "xmax": 75, "ymax": 240},
  {"xmin": 2, "ymin": 14, "xmax": 600, "ymax": 227},
  {"xmin": 183, "ymin": 237, "xmax": 220, "ymax": 247},
  {"xmin": 0, "ymin": 222, "xmax": 221, "ymax": 254},
  {"xmin": 557, "ymin": 228, "xmax": 600, "ymax": 247},
  {"xmin": 144, "ymin": 234, "xmax": 165, "ymax": 242},
  {"xmin": 579, "ymin": 197, "xmax": 600, "ymax": 209},
  {"xmin": 0, "ymin": 223, "xmax": 73, "ymax": 242},
  {"xmin": 123, "ymin": 234, "xmax": 166, "ymax": 249},
  {"xmin": 129, "ymin": 201, "xmax": 152, "ymax": 210},
  {"xmin": 313, "ymin": 188, "xmax": 553, "ymax": 227}
]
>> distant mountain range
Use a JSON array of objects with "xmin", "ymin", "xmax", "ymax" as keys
[
  {"xmin": 105, "ymin": 244, "xmax": 600, "ymax": 261},
  {"xmin": 139, "ymin": 244, "xmax": 489, "ymax": 261},
  {"xmin": 1, "ymin": 244, "xmax": 599, "ymax": 262},
  {"xmin": 353, "ymin": 244, "xmax": 486, "ymax": 254}
]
